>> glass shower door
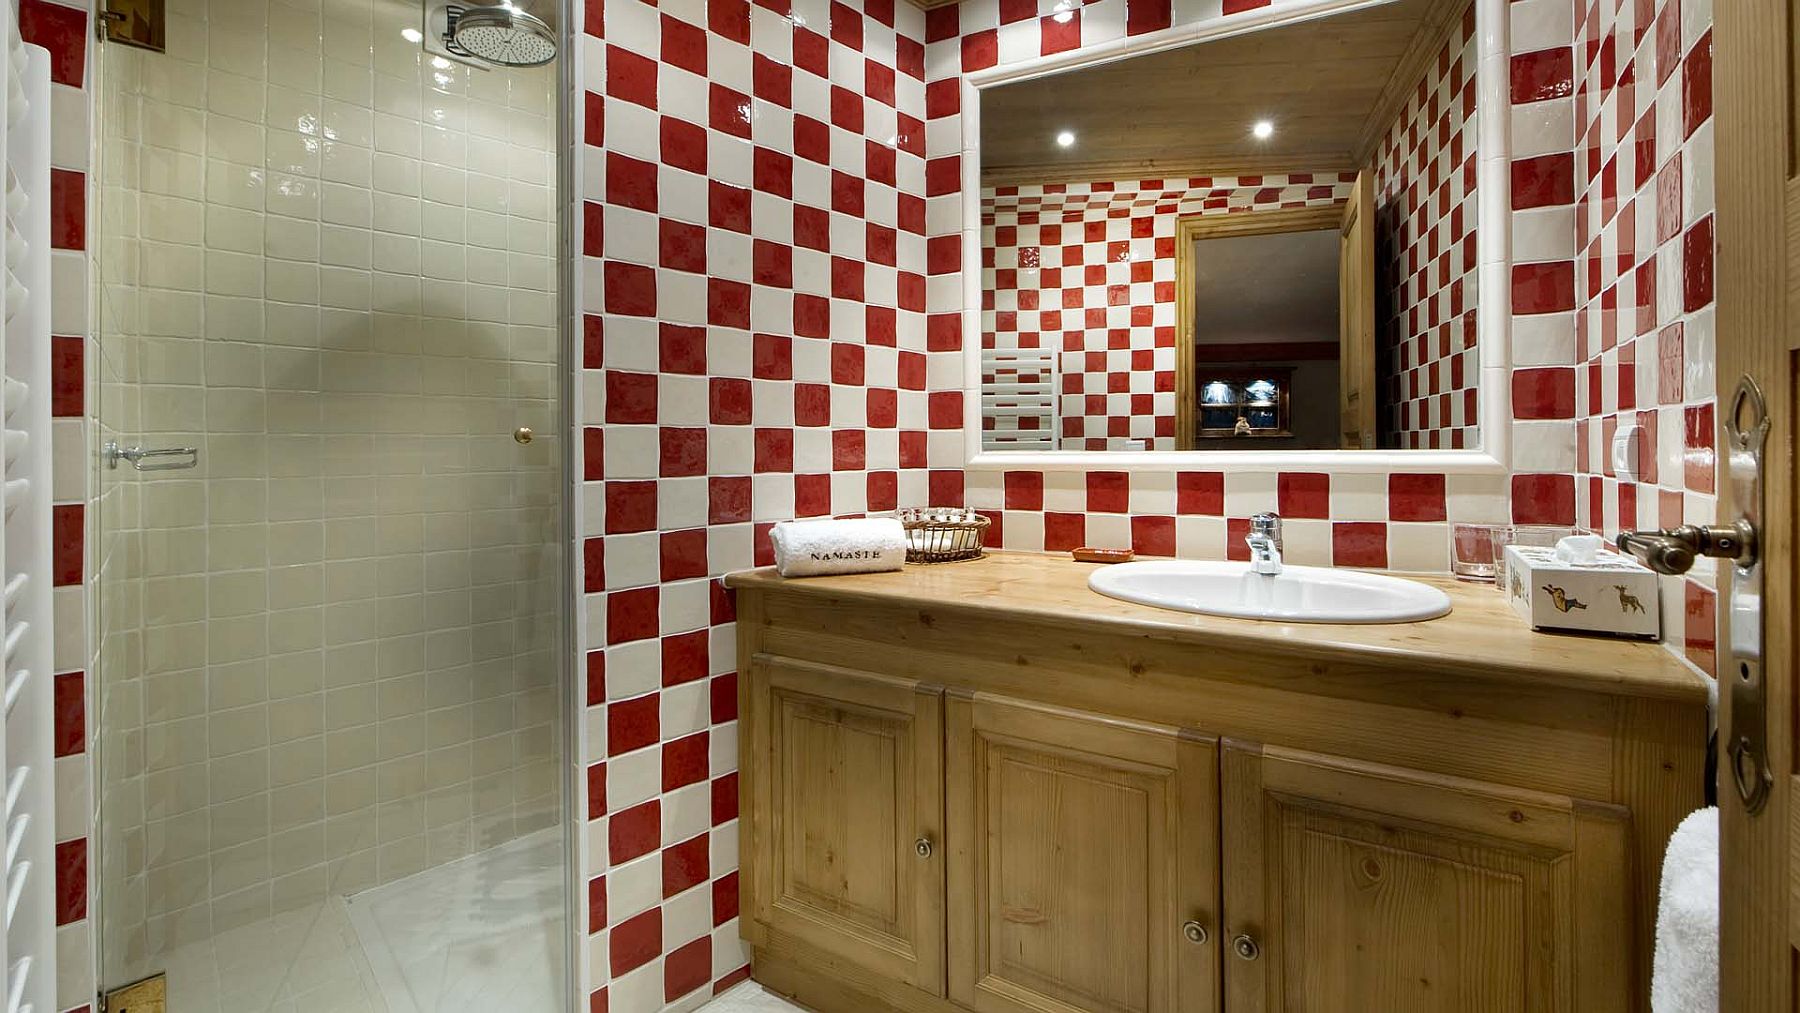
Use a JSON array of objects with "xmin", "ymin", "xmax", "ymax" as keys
[{"xmin": 90, "ymin": 0, "xmax": 569, "ymax": 1009}]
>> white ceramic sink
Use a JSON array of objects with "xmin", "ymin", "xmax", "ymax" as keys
[{"xmin": 1087, "ymin": 559, "xmax": 1452, "ymax": 624}]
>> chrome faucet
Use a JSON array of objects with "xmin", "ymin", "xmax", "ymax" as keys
[{"xmin": 1246, "ymin": 512, "xmax": 1283, "ymax": 575}]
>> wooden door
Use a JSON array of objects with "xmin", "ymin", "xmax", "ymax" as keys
[
  {"xmin": 745, "ymin": 654, "xmax": 947, "ymax": 994},
  {"xmin": 1220, "ymin": 742, "xmax": 1632, "ymax": 1013},
  {"xmin": 1716, "ymin": 4, "xmax": 1796, "ymax": 1009},
  {"xmin": 1338, "ymin": 169, "xmax": 1377, "ymax": 448},
  {"xmin": 945, "ymin": 692, "xmax": 1219, "ymax": 1013}
]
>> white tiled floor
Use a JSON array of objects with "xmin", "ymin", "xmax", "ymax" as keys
[
  {"xmin": 703, "ymin": 982, "xmax": 810, "ymax": 1012},
  {"xmin": 150, "ymin": 830, "xmax": 567, "ymax": 1012}
]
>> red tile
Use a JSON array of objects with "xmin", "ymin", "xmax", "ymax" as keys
[
  {"xmin": 1277, "ymin": 473, "xmax": 1330, "ymax": 519},
  {"xmin": 663, "ymin": 732, "xmax": 710, "ymax": 792},
  {"xmin": 1683, "ymin": 30, "xmax": 1712, "ymax": 138},
  {"xmin": 1511, "ymin": 367, "xmax": 1576, "ymax": 419},
  {"xmin": 661, "ymin": 13, "xmax": 707, "ymax": 76},
  {"xmin": 665, "ymin": 935, "xmax": 712, "ymax": 1001},
  {"xmin": 1126, "ymin": 0, "xmax": 1172, "ymax": 35},
  {"xmin": 1040, "ymin": 11, "xmax": 1080, "ymax": 54},
  {"xmin": 659, "ymin": 324, "xmax": 706, "ymax": 375},
  {"xmin": 587, "ymin": 651, "xmax": 606, "ymax": 708},
  {"xmin": 54, "ymin": 838, "xmax": 84, "ymax": 925},
  {"xmin": 1684, "ymin": 402, "xmax": 1715, "ymax": 493},
  {"xmin": 48, "ymin": 334, "xmax": 81, "ymax": 417},
  {"xmin": 710, "ymin": 672, "xmax": 738, "ymax": 725},
  {"xmin": 659, "ymin": 429, "xmax": 707, "ymax": 478},
  {"xmin": 606, "ymin": 47, "xmax": 658, "ymax": 107},
  {"xmin": 603, "ymin": 262, "xmax": 657, "ymax": 317},
  {"xmin": 1043, "ymin": 512, "xmax": 1085, "ymax": 552},
  {"xmin": 1004, "ymin": 471, "xmax": 1042, "ymax": 510},
  {"xmin": 961, "ymin": 28, "xmax": 997, "ymax": 71},
  {"xmin": 1511, "ymin": 261, "xmax": 1575, "ymax": 315},
  {"xmin": 1387, "ymin": 474, "xmax": 1447, "ymax": 522},
  {"xmin": 1684, "ymin": 580, "xmax": 1716, "ymax": 676},
  {"xmin": 1683, "ymin": 215, "xmax": 1714, "ymax": 312},
  {"xmin": 52, "ymin": 671, "xmax": 82, "ymax": 757},
  {"xmin": 711, "ymin": 771, "xmax": 740, "ymax": 825},
  {"xmin": 586, "ymin": 762, "xmax": 605, "ymax": 820},
  {"xmin": 1510, "ymin": 153, "xmax": 1574, "ymax": 210},
  {"xmin": 1221, "ymin": 0, "xmax": 1272, "ymax": 12},
  {"xmin": 710, "ymin": 378, "xmax": 752, "ymax": 425},
  {"xmin": 1658, "ymin": 322, "xmax": 1684, "ymax": 404},
  {"xmin": 1511, "ymin": 473, "xmax": 1576, "ymax": 525},
  {"xmin": 19, "ymin": 1, "xmax": 85, "ymax": 88},
  {"xmin": 606, "ymin": 587, "xmax": 660, "ymax": 645},
  {"xmin": 659, "ymin": 219, "xmax": 706, "ymax": 273},
  {"xmin": 1086, "ymin": 472, "xmax": 1128, "ymax": 513},
  {"xmin": 1331, "ymin": 522, "xmax": 1388, "ymax": 568},
  {"xmin": 662, "ymin": 630, "xmax": 709, "ymax": 687},
  {"xmin": 710, "ymin": 0, "xmax": 751, "ymax": 43},
  {"xmin": 1177, "ymin": 472, "xmax": 1224, "ymax": 515},
  {"xmin": 609, "ymin": 905, "xmax": 662, "ymax": 975},
  {"xmin": 588, "ymin": 875, "xmax": 606, "ymax": 934},
  {"xmin": 49, "ymin": 170, "xmax": 83, "ymax": 250},
  {"xmin": 608, "ymin": 694, "xmax": 660, "ymax": 757},
  {"xmin": 1130, "ymin": 516, "xmax": 1176, "ymax": 557},
  {"xmin": 583, "ymin": 539, "xmax": 604, "ymax": 594},
  {"xmin": 1509, "ymin": 48, "xmax": 1573, "ymax": 104},
  {"xmin": 660, "ymin": 529, "xmax": 708, "ymax": 582},
  {"xmin": 605, "ymin": 481, "xmax": 658, "ymax": 534},
  {"xmin": 662, "ymin": 833, "xmax": 710, "ymax": 899},
  {"xmin": 713, "ymin": 870, "xmax": 741, "ymax": 926},
  {"xmin": 52, "ymin": 503, "xmax": 80, "ymax": 586}
]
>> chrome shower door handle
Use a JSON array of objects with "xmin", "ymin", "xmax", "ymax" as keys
[{"xmin": 104, "ymin": 441, "xmax": 198, "ymax": 471}]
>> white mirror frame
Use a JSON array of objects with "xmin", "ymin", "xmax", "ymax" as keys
[{"xmin": 959, "ymin": 0, "xmax": 1511, "ymax": 475}]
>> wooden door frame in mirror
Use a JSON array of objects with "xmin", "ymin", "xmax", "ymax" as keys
[
  {"xmin": 1174, "ymin": 205, "xmax": 1347, "ymax": 451},
  {"xmin": 960, "ymin": 0, "xmax": 1513, "ymax": 474}
]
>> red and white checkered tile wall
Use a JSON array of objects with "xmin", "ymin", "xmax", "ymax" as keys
[
  {"xmin": 25, "ymin": 0, "xmax": 1715, "ymax": 1010},
  {"xmin": 1371, "ymin": 1, "xmax": 1480, "ymax": 449},
  {"xmin": 1571, "ymin": 0, "xmax": 1717, "ymax": 675},
  {"xmin": 573, "ymin": 0, "xmax": 953, "ymax": 1007},
  {"xmin": 981, "ymin": 176, "xmax": 1353, "ymax": 451},
  {"xmin": 20, "ymin": 0, "xmax": 95, "ymax": 1010}
]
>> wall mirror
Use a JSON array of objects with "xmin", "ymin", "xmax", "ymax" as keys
[{"xmin": 965, "ymin": 0, "xmax": 1507, "ymax": 468}]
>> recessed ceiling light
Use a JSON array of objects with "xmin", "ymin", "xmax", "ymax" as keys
[
  {"xmin": 402, "ymin": 26, "xmax": 424, "ymax": 43},
  {"xmin": 1055, "ymin": 130, "xmax": 1076, "ymax": 148},
  {"xmin": 1252, "ymin": 120, "xmax": 1275, "ymax": 139}
]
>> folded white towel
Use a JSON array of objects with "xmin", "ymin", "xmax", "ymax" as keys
[
  {"xmin": 769, "ymin": 517, "xmax": 907, "ymax": 577},
  {"xmin": 1652, "ymin": 806, "xmax": 1718, "ymax": 1013}
]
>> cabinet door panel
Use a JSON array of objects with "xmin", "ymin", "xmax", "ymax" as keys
[
  {"xmin": 1222, "ymin": 742, "xmax": 1632, "ymax": 1013},
  {"xmin": 747, "ymin": 654, "xmax": 946, "ymax": 994},
  {"xmin": 947, "ymin": 693, "xmax": 1220, "ymax": 1013}
]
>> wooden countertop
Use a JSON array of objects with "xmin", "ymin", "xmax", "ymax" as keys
[{"xmin": 725, "ymin": 551, "xmax": 1711, "ymax": 704}]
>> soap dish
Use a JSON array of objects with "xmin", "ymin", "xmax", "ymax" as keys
[{"xmin": 898, "ymin": 507, "xmax": 990, "ymax": 563}]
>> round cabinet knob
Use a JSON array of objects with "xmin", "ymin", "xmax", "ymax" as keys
[
  {"xmin": 914, "ymin": 837, "xmax": 933, "ymax": 858},
  {"xmin": 1232, "ymin": 934, "xmax": 1261, "ymax": 961},
  {"xmin": 513, "ymin": 427, "xmax": 534, "ymax": 445},
  {"xmin": 1181, "ymin": 920, "xmax": 1208, "ymax": 945}
]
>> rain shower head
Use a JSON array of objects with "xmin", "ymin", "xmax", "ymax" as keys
[{"xmin": 450, "ymin": 3, "xmax": 557, "ymax": 66}]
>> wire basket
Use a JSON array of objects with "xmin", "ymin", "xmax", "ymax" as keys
[{"xmin": 898, "ymin": 507, "xmax": 990, "ymax": 563}]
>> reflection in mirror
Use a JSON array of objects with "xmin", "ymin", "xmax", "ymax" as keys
[{"xmin": 977, "ymin": 0, "xmax": 1478, "ymax": 453}]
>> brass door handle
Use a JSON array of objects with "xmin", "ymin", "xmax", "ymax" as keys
[
  {"xmin": 914, "ymin": 837, "xmax": 933, "ymax": 858},
  {"xmin": 1615, "ymin": 521, "xmax": 1754, "ymax": 574},
  {"xmin": 1231, "ymin": 934, "xmax": 1261, "ymax": 961},
  {"xmin": 513, "ymin": 427, "xmax": 533, "ymax": 444},
  {"xmin": 1181, "ymin": 920, "xmax": 1208, "ymax": 945}
]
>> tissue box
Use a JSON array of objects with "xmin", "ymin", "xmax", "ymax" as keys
[{"xmin": 1503, "ymin": 544, "xmax": 1660, "ymax": 638}]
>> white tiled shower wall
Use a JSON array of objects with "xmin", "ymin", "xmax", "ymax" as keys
[{"xmin": 90, "ymin": 0, "xmax": 564, "ymax": 984}]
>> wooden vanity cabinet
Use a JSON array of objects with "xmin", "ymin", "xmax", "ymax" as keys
[
  {"xmin": 945, "ymin": 693, "xmax": 1220, "ymax": 1013},
  {"xmin": 729, "ymin": 557, "xmax": 1707, "ymax": 1013},
  {"xmin": 744, "ymin": 655, "xmax": 947, "ymax": 995},
  {"xmin": 1220, "ymin": 742, "xmax": 1631, "ymax": 1013}
]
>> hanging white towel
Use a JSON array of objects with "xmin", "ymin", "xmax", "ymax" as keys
[
  {"xmin": 1651, "ymin": 806, "xmax": 1718, "ymax": 1013},
  {"xmin": 769, "ymin": 517, "xmax": 907, "ymax": 577}
]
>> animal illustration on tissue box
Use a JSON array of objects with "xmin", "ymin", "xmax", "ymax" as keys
[{"xmin": 1505, "ymin": 544, "xmax": 1660, "ymax": 638}]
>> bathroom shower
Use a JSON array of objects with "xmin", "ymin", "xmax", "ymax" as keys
[{"xmin": 430, "ymin": 2, "xmax": 559, "ymax": 67}]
